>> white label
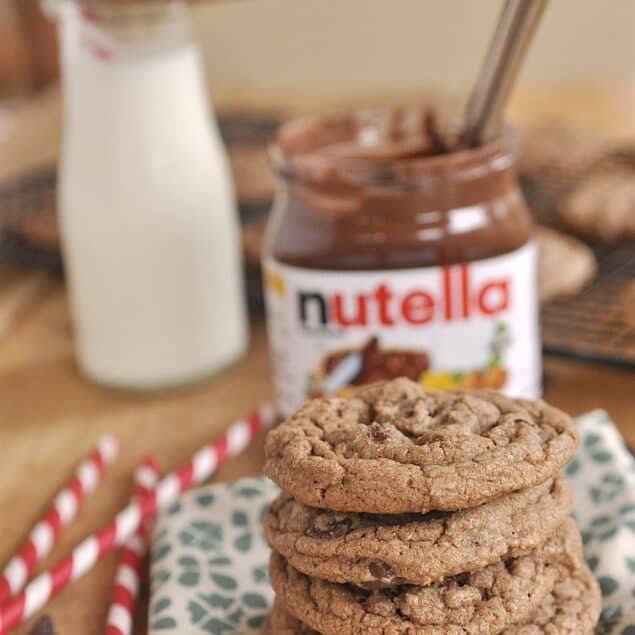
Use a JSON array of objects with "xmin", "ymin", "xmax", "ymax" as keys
[{"xmin": 264, "ymin": 243, "xmax": 541, "ymax": 417}]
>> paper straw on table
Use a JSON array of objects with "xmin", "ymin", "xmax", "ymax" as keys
[
  {"xmin": 0, "ymin": 435, "xmax": 120, "ymax": 606},
  {"xmin": 0, "ymin": 404, "xmax": 276, "ymax": 634},
  {"xmin": 105, "ymin": 457, "xmax": 160, "ymax": 635}
]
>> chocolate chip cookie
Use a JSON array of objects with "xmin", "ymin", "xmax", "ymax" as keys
[
  {"xmin": 503, "ymin": 562, "xmax": 601, "ymax": 635},
  {"xmin": 559, "ymin": 168, "xmax": 635, "ymax": 242},
  {"xmin": 265, "ymin": 476, "xmax": 572, "ymax": 588},
  {"xmin": 264, "ymin": 379, "xmax": 579, "ymax": 514},
  {"xmin": 262, "ymin": 600, "xmax": 317, "ymax": 635},
  {"xmin": 519, "ymin": 120, "xmax": 604, "ymax": 187},
  {"xmin": 536, "ymin": 226, "xmax": 596, "ymax": 304},
  {"xmin": 269, "ymin": 520, "xmax": 582, "ymax": 635},
  {"xmin": 264, "ymin": 561, "xmax": 600, "ymax": 635}
]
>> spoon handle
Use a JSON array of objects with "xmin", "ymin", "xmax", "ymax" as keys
[{"xmin": 462, "ymin": 0, "xmax": 549, "ymax": 147}]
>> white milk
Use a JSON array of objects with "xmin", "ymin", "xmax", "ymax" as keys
[{"xmin": 58, "ymin": 4, "xmax": 247, "ymax": 388}]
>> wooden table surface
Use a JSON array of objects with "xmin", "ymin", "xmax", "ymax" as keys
[{"xmin": 0, "ymin": 81, "xmax": 633, "ymax": 634}]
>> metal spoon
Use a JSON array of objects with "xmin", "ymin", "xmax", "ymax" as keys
[{"xmin": 461, "ymin": 0, "xmax": 549, "ymax": 148}]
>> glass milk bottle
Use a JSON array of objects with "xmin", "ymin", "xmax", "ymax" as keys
[{"xmin": 57, "ymin": 1, "xmax": 247, "ymax": 389}]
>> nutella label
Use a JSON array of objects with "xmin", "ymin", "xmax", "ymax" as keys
[{"xmin": 264, "ymin": 242, "xmax": 541, "ymax": 417}]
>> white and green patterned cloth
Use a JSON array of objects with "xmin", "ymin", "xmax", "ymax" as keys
[
  {"xmin": 568, "ymin": 411, "xmax": 635, "ymax": 635},
  {"xmin": 149, "ymin": 477, "xmax": 277, "ymax": 634},
  {"xmin": 149, "ymin": 410, "xmax": 635, "ymax": 634}
]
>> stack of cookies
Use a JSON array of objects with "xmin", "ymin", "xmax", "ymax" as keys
[{"xmin": 262, "ymin": 378, "xmax": 601, "ymax": 634}]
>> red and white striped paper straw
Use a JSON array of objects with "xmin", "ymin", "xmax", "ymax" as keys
[
  {"xmin": 105, "ymin": 457, "xmax": 160, "ymax": 635},
  {"xmin": 0, "ymin": 404, "xmax": 276, "ymax": 634},
  {"xmin": 0, "ymin": 435, "xmax": 120, "ymax": 606}
]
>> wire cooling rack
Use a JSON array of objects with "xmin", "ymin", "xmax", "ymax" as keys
[
  {"xmin": 0, "ymin": 167, "xmax": 61, "ymax": 272},
  {"xmin": 540, "ymin": 243, "xmax": 635, "ymax": 367}
]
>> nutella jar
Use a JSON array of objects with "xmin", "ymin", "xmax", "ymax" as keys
[{"xmin": 263, "ymin": 108, "xmax": 540, "ymax": 416}]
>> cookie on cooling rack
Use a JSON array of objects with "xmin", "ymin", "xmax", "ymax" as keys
[
  {"xmin": 559, "ymin": 167, "xmax": 635, "ymax": 242},
  {"xmin": 536, "ymin": 225, "xmax": 597, "ymax": 304}
]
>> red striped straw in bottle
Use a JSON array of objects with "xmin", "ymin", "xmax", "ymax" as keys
[{"xmin": 0, "ymin": 435, "xmax": 120, "ymax": 605}]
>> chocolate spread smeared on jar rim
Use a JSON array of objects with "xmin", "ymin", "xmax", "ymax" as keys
[
  {"xmin": 267, "ymin": 105, "xmax": 530, "ymax": 270},
  {"xmin": 271, "ymin": 105, "xmax": 513, "ymax": 190}
]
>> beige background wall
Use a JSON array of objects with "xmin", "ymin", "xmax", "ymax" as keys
[{"xmin": 193, "ymin": 0, "xmax": 635, "ymax": 99}]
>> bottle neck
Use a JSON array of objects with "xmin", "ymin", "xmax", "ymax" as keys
[{"xmin": 62, "ymin": 0, "xmax": 192, "ymax": 61}]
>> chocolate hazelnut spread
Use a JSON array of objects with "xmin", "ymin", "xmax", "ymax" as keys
[
  {"xmin": 323, "ymin": 337, "xmax": 429, "ymax": 387},
  {"xmin": 264, "ymin": 107, "xmax": 540, "ymax": 416}
]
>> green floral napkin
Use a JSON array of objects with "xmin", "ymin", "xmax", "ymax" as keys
[
  {"xmin": 149, "ymin": 410, "xmax": 635, "ymax": 634},
  {"xmin": 149, "ymin": 477, "xmax": 278, "ymax": 634},
  {"xmin": 567, "ymin": 410, "xmax": 635, "ymax": 634}
]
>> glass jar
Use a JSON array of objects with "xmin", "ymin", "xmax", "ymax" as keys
[
  {"xmin": 263, "ymin": 109, "xmax": 540, "ymax": 416},
  {"xmin": 58, "ymin": 1, "xmax": 247, "ymax": 389}
]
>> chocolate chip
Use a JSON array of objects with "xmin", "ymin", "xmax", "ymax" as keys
[
  {"xmin": 368, "ymin": 561, "xmax": 395, "ymax": 582},
  {"xmin": 29, "ymin": 616, "xmax": 56, "ymax": 635},
  {"xmin": 455, "ymin": 573, "xmax": 469, "ymax": 587},
  {"xmin": 370, "ymin": 423, "xmax": 388, "ymax": 443},
  {"xmin": 306, "ymin": 515, "xmax": 352, "ymax": 539}
]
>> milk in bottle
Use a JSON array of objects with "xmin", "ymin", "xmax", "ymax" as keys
[{"xmin": 58, "ymin": 1, "xmax": 247, "ymax": 388}]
